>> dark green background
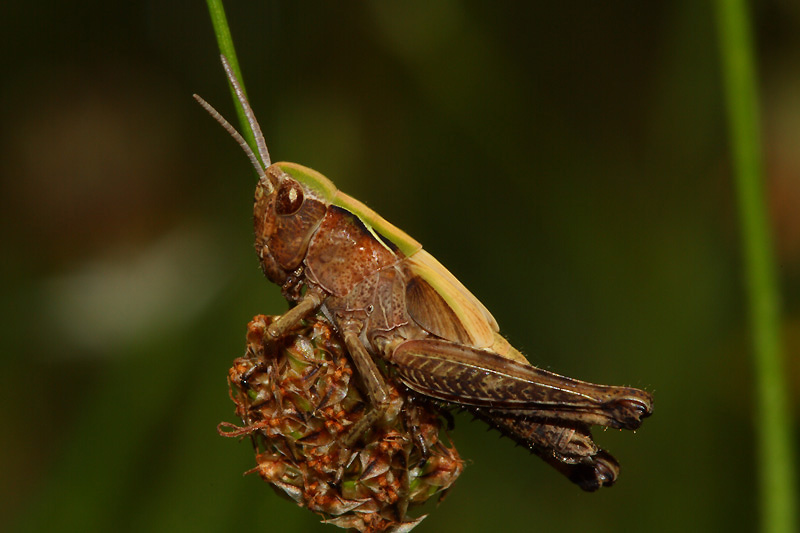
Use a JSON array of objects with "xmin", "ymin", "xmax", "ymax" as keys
[{"xmin": 2, "ymin": 2, "xmax": 799, "ymax": 532}]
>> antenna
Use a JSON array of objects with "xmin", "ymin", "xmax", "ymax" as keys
[
  {"xmin": 219, "ymin": 55, "xmax": 271, "ymax": 168},
  {"xmin": 192, "ymin": 93, "xmax": 270, "ymax": 187}
]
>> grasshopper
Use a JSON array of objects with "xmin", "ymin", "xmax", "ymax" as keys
[{"xmin": 197, "ymin": 56, "xmax": 652, "ymax": 492}]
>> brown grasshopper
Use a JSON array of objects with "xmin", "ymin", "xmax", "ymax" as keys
[{"xmin": 196, "ymin": 55, "xmax": 652, "ymax": 492}]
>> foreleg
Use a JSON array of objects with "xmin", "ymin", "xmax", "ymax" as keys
[{"xmin": 266, "ymin": 289, "xmax": 324, "ymax": 339}]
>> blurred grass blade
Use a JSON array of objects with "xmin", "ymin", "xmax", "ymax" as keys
[
  {"xmin": 204, "ymin": 0, "xmax": 258, "ymax": 161},
  {"xmin": 714, "ymin": 2, "xmax": 798, "ymax": 533}
]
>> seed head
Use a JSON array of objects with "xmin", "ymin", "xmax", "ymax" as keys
[{"xmin": 221, "ymin": 315, "xmax": 463, "ymax": 532}]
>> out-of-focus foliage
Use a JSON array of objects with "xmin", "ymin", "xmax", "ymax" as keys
[{"xmin": 1, "ymin": 2, "xmax": 798, "ymax": 532}]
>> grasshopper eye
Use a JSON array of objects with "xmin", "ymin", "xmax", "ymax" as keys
[{"xmin": 275, "ymin": 181, "xmax": 304, "ymax": 215}]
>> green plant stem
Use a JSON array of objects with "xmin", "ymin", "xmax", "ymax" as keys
[
  {"xmin": 204, "ymin": 0, "xmax": 258, "ymax": 159},
  {"xmin": 714, "ymin": 2, "xmax": 798, "ymax": 533}
]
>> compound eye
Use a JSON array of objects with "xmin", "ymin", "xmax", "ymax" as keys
[{"xmin": 275, "ymin": 181, "xmax": 304, "ymax": 215}]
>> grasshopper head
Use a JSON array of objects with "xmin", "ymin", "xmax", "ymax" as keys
[{"xmin": 253, "ymin": 163, "xmax": 335, "ymax": 286}]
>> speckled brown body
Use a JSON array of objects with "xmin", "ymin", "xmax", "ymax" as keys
[
  {"xmin": 306, "ymin": 206, "xmax": 399, "ymax": 298},
  {"xmin": 246, "ymin": 161, "xmax": 652, "ymax": 491}
]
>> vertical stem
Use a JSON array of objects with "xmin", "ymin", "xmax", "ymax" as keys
[
  {"xmin": 714, "ymin": 2, "xmax": 798, "ymax": 532},
  {"xmin": 204, "ymin": 0, "xmax": 258, "ymax": 158}
]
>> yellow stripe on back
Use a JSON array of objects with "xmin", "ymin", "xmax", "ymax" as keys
[{"xmin": 333, "ymin": 192, "xmax": 422, "ymax": 258}]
